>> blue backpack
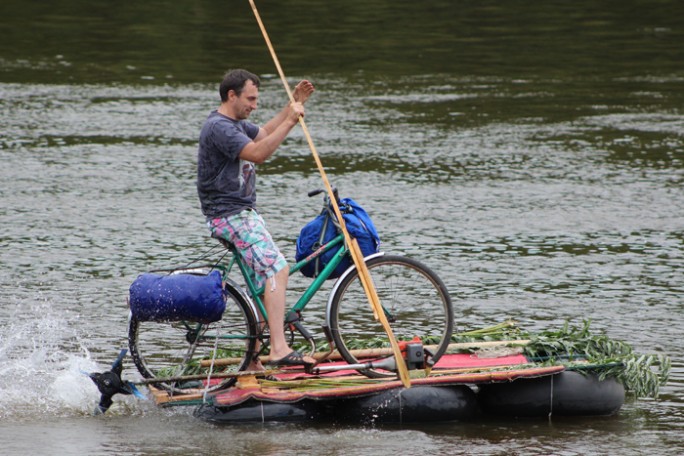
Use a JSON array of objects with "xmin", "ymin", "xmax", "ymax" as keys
[{"xmin": 295, "ymin": 198, "xmax": 381, "ymax": 279}]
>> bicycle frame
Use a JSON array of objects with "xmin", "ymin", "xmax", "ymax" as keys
[
  {"xmin": 128, "ymin": 215, "xmax": 454, "ymax": 389},
  {"xmin": 216, "ymin": 231, "xmax": 348, "ymax": 325},
  {"xmin": 204, "ymin": 212, "xmax": 400, "ymax": 363}
]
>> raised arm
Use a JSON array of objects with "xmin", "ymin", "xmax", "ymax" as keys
[
  {"xmin": 293, "ymin": 80, "xmax": 315, "ymax": 104},
  {"xmin": 239, "ymin": 102, "xmax": 305, "ymax": 164},
  {"xmin": 261, "ymin": 80, "xmax": 315, "ymax": 135}
]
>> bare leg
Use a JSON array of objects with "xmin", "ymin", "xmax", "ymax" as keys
[{"xmin": 262, "ymin": 266, "xmax": 315, "ymax": 364}]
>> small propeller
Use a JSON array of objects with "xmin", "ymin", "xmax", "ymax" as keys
[{"xmin": 88, "ymin": 348, "xmax": 145, "ymax": 415}]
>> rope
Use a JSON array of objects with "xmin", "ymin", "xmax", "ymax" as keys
[
  {"xmin": 202, "ymin": 325, "xmax": 221, "ymax": 403},
  {"xmin": 148, "ymin": 242, "xmax": 230, "ymax": 275},
  {"xmin": 548, "ymin": 374, "xmax": 554, "ymax": 421}
]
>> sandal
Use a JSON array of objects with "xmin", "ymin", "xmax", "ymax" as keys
[{"xmin": 264, "ymin": 350, "xmax": 314, "ymax": 368}]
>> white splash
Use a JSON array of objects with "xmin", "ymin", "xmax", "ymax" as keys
[{"xmin": 0, "ymin": 301, "xmax": 101, "ymax": 418}]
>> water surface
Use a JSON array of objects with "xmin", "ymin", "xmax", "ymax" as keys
[{"xmin": 1, "ymin": 1, "xmax": 683, "ymax": 455}]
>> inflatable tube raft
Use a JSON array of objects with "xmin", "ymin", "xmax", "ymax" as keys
[
  {"xmin": 195, "ymin": 385, "xmax": 478, "ymax": 424},
  {"xmin": 195, "ymin": 399, "xmax": 319, "ymax": 423},
  {"xmin": 477, "ymin": 371, "xmax": 625, "ymax": 417},
  {"xmin": 334, "ymin": 385, "xmax": 478, "ymax": 424}
]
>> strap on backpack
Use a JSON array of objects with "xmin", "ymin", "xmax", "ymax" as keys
[
  {"xmin": 312, "ymin": 200, "xmax": 349, "ymax": 276},
  {"xmin": 312, "ymin": 213, "xmax": 330, "ymax": 276}
]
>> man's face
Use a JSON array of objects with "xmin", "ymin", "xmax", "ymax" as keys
[{"xmin": 230, "ymin": 80, "xmax": 259, "ymax": 120}]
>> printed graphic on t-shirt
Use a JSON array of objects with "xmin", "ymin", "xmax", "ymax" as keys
[{"xmin": 239, "ymin": 159, "xmax": 256, "ymax": 198}]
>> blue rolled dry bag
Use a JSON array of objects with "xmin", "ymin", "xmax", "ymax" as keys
[
  {"xmin": 129, "ymin": 270, "xmax": 225, "ymax": 323},
  {"xmin": 295, "ymin": 198, "xmax": 380, "ymax": 279}
]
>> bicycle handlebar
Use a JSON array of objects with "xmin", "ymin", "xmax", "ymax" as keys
[{"xmin": 308, "ymin": 187, "xmax": 339, "ymax": 203}]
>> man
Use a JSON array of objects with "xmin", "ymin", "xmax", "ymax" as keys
[{"xmin": 197, "ymin": 69, "xmax": 315, "ymax": 368}]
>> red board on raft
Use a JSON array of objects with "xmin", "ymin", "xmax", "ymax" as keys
[
  {"xmin": 207, "ymin": 353, "xmax": 562, "ymax": 407},
  {"xmin": 269, "ymin": 352, "xmax": 530, "ymax": 381}
]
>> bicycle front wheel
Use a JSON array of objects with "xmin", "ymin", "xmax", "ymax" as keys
[
  {"xmin": 328, "ymin": 254, "xmax": 453, "ymax": 378},
  {"xmin": 128, "ymin": 283, "xmax": 259, "ymax": 394}
]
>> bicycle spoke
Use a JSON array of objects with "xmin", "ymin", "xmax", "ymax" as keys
[
  {"xmin": 128, "ymin": 284, "xmax": 258, "ymax": 393},
  {"xmin": 330, "ymin": 255, "xmax": 453, "ymax": 378}
]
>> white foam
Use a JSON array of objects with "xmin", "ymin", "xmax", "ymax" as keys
[{"xmin": 0, "ymin": 301, "xmax": 102, "ymax": 418}]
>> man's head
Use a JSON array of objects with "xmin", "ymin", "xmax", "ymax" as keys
[{"xmin": 219, "ymin": 69, "xmax": 261, "ymax": 102}]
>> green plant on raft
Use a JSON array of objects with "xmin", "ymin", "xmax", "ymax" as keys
[
  {"xmin": 154, "ymin": 347, "xmax": 242, "ymax": 378},
  {"xmin": 426, "ymin": 319, "xmax": 670, "ymax": 399},
  {"xmin": 522, "ymin": 320, "xmax": 671, "ymax": 399}
]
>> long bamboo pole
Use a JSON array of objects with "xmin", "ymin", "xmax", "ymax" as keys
[{"xmin": 248, "ymin": 0, "xmax": 410, "ymax": 387}]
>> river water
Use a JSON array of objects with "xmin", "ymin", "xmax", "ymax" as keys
[{"xmin": 1, "ymin": 1, "xmax": 683, "ymax": 455}]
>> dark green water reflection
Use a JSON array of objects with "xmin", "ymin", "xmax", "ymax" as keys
[{"xmin": 2, "ymin": 0, "xmax": 683, "ymax": 83}]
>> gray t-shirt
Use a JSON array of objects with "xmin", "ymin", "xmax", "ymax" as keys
[{"xmin": 197, "ymin": 111, "xmax": 260, "ymax": 218}]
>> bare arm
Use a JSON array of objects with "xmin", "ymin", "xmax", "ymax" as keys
[
  {"xmin": 241, "ymin": 80, "xmax": 314, "ymax": 163},
  {"xmin": 239, "ymin": 102, "xmax": 304, "ymax": 164},
  {"xmin": 260, "ymin": 80, "xmax": 315, "ymax": 136}
]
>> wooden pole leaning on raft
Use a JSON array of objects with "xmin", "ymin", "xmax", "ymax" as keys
[{"xmin": 248, "ymin": 0, "xmax": 411, "ymax": 388}]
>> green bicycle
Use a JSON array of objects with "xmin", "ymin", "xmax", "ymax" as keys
[{"xmin": 128, "ymin": 190, "xmax": 453, "ymax": 394}]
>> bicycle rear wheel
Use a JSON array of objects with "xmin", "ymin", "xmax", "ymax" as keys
[
  {"xmin": 328, "ymin": 254, "xmax": 453, "ymax": 378},
  {"xmin": 128, "ymin": 282, "xmax": 259, "ymax": 394}
]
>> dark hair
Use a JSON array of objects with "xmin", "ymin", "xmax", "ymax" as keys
[{"xmin": 219, "ymin": 69, "xmax": 261, "ymax": 102}]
